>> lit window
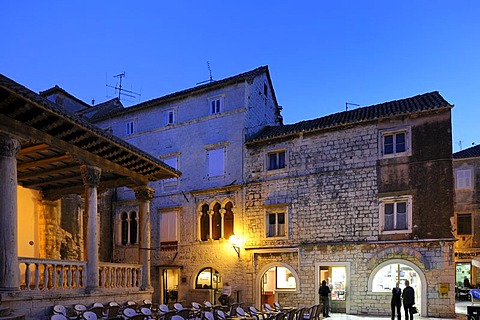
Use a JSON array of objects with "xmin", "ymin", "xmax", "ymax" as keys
[
  {"xmin": 457, "ymin": 213, "xmax": 472, "ymax": 235},
  {"xmin": 164, "ymin": 110, "xmax": 176, "ymax": 125},
  {"xmin": 207, "ymin": 147, "xmax": 225, "ymax": 177},
  {"xmin": 195, "ymin": 267, "xmax": 221, "ymax": 289},
  {"xmin": 372, "ymin": 263, "xmax": 418, "ymax": 292},
  {"xmin": 379, "ymin": 196, "xmax": 412, "ymax": 234},
  {"xmin": 380, "ymin": 128, "xmax": 410, "ymax": 158},
  {"xmin": 199, "ymin": 202, "xmax": 235, "ymax": 242},
  {"xmin": 126, "ymin": 120, "xmax": 136, "ymax": 135},
  {"xmin": 456, "ymin": 169, "xmax": 473, "ymax": 190},
  {"xmin": 262, "ymin": 266, "xmax": 297, "ymax": 292},
  {"xmin": 209, "ymin": 97, "xmax": 222, "ymax": 114},
  {"xmin": 266, "ymin": 211, "xmax": 286, "ymax": 237},
  {"xmin": 268, "ymin": 150, "xmax": 286, "ymax": 170}
]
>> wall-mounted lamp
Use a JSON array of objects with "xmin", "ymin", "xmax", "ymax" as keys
[{"xmin": 229, "ymin": 235, "xmax": 241, "ymax": 258}]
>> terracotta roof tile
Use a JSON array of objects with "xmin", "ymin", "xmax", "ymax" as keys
[
  {"xmin": 453, "ymin": 144, "xmax": 480, "ymax": 159},
  {"xmin": 247, "ymin": 91, "xmax": 452, "ymax": 144}
]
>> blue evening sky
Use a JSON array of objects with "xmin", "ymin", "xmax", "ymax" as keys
[{"xmin": 1, "ymin": 1, "xmax": 478, "ymax": 152}]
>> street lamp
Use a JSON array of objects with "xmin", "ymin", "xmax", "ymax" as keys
[{"xmin": 229, "ymin": 235, "xmax": 241, "ymax": 258}]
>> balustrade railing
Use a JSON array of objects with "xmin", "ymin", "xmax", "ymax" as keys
[
  {"xmin": 18, "ymin": 258, "xmax": 142, "ymax": 292},
  {"xmin": 18, "ymin": 257, "xmax": 86, "ymax": 291},
  {"xmin": 99, "ymin": 262, "xmax": 142, "ymax": 289}
]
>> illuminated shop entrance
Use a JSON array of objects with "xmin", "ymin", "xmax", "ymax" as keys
[
  {"xmin": 260, "ymin": 264, "xmax": 297, "ymax": 306},
  {"xmin": 160, "ymin": 268, "xmax": 180, "ymax": 304},
  {"xmin": 370, "ymin": 261, "xmax": 423, "ymax": 315},
  {"xmin": 318, "ymin": 265, "xmax": 348, "ymax": 313}
]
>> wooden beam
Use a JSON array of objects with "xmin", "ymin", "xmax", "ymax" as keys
[
  {"xmin": 18, "ymin": 143, "xmax": 50, "ymax": 155},
  {"xmin": 17, "ymin": 154, "xmax": 71, "ymax": 170},
  {"xmin": 0, "ymin": 114, "xmax": 150, "ymax": 185},
  {"xmin": 18, "ymin": 164, "xmax": 80, "ymax": 180}
]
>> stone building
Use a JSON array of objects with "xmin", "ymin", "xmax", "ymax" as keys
[
  {"xmin": 244, "ymin": 91, "xmax": 456, "ymax": 317},
  {"xmin": 1, "ymin": 66, "xmax": 458, "ymax": 318},
  {"xmin": 453, "ymin": 144, "xmax": 480, "ymax": 288},
  {"xmin": 83, "ymin": 65, "xmax": 456, "ymax": 317}
]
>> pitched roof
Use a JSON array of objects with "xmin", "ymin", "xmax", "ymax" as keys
[
  {"xmin": 453, "ymin": 144, "xmax": 480, "ymax": 159},
  {"xmin": 247, "ymin": 91, "xmax": 452, "ymax": 144},
  {"xmin": 0, "ymin": 73, "xmax": 181, "ymax": 199},
  {"xmin": 39, "ymin": 85, "xmax": 90, "ymax": 108},
  {"xmin": 90, "ymin": 65, "xmax": 276, "ymax": 121}
]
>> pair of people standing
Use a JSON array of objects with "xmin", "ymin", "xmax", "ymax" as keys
[{"xmin": 391, "ymin": 280, "xmax": 415, "ymax": 320}]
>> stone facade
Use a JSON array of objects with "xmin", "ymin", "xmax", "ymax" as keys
[{"xmin": 453, "ymin": 144, "xmax": 480, "ymax": 287}]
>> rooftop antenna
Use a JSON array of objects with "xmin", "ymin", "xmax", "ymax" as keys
[
  {"xmin": 458, "ymin": 140, "xmax": 462, "ymax": 151},
  {"xmin": 345, "ymin": 102, "xmax": 360, "ymax": 111},
  {"xmin": 196, "ymin": 61, "xmax": 214, "ymax": 85},
  {"xmin": 106, "ymin": 72, "xmax": 141, "ymax": 101}
]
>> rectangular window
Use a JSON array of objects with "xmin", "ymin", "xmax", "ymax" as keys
[
  {"xmin": 207, "ymin": 147, "xmax": 225, "ymax": 177},
  {"xmin": 161, "ymin": 156, "xmax": 179, "ymax": 189},
  {"xmin": 126, "ymin": 120, "xmax": 135, "ymax": 135},
  {"xmin": 268, "ymin": 150, "xmax": 286, "ymax": 170},
  {"xmin": 380, "ymin": 196, "xmax": 412, "ymax": 234},
  {"xmin": 209, "ymin": 98, "xmax": 222, "ymax": 114},
  {"xmin": 164, "ymin": 110, "xmax": 176, "ymax": 125},
  {"xmin": 379, "ymin": 128, "xmax": 410, "ymax": 158},
  {"xmin": 457, "ymin": 213, "xmax": 472, "ymax": 235},
  {"xmin": 159, "ymin": 211, "xmax": 178, "ymax": 250},
  {"xmin": 266, "ymin": 212, "xmax": 286, "ymax": 237},
  {"xmin": 456, "ymin": 169, "xmax": 473, "ymax": 190}
]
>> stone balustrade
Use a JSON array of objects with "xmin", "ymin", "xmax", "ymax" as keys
[{"xmin": 18, "ymin": 258, "xmax": 142, "ymax": 291}]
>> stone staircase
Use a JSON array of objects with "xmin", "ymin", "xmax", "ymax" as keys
[{"xmin": 0, "ymin": 306, "xmax": 24, "ymax": 320}]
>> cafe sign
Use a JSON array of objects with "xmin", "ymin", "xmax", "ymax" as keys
[{"xmin": 455, "ymin": 251, "xmax": 480, "ymax": 259}]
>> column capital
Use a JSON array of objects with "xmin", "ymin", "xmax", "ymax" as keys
[
  {"xmin": 0, "ymin": 134, "xmax": 20, "ymax": 157},
  {"xmin": 80, "ymin": 165, "xmax": 101, "ymax": 187},
  {"xmin": 134, "ymin": 186, "xmax": 155, "ymax": 201}
]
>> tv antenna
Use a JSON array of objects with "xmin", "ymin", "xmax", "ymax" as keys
[
  {"xmin": 196, "ymin": 61, "xmax": 214, "ymax": 85},
  {"xmin": 345, "ymin": 102, "xmax": 360, "ymax": 111},
  {"xmin": 106, "ymin": 72, "xmax": 141, "ymax": 101}
]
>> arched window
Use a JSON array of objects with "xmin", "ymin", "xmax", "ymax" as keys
[
  {"xmin": 195, "ymin": 267, "xmax": 222, "ymax": 290},
  {"xmin": 224, "ymin": 202, "xmax": 234, "ymax": 239},
  {"xmin": 212, "ymin": 203, "xmax": 221, "ymax": 240},
  {"xmin": 119, "ymin": 211, "xmax": 138, "ymax": 245},
  {"xmin": 129, "ymin": 211, "xmax": 138, "ymax": 245},
  {"xmin": 200, "ymin": 204, "xmax": 210, "ymax": 241},
  {"xmin": 371, "ymin": 262, "xmax": 419, "ymax": 292}
]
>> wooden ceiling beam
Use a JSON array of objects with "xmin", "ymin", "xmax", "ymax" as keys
[{"xmin": 17, "ymin": 154, "xmax": 71, "ymax": 170}]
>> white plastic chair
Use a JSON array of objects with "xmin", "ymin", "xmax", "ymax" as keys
[
  {"xmin": 51, "ymin": 315, "xmax": 69, "ymax": 320},
  {"xmin": 141, "ymin": 307, "xmax": 155, "ymax": 319},
  {"xmin": 81, "ymin": 311, "xmax": 98, "ymax": 320},
  {"xmin": 172, "ymin": 315, "xmax": 186, "ymax": 320},
  {"xmin": 203, "ymin": 311, "xmax": 215, "ymax": 320},
  {"xmin": 236, "ymin": 307, "xmax": 246, "ymax": 317},
  {"xmin": 159, "ymin": 304, "xmax": 171, "ymax": 313},
  {"xmin": 174, "ymin": 303, "xmax": 184, "ymax": 311}
]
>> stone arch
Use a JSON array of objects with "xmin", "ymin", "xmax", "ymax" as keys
[
  {"xmin": 254, "ymin": 262, "xmax": 300, "ymax": 308},
  {"xmin": 367, "ymin": 258, "xmax": 427, "ymax": 317},
  {"xmin": 367, "ymin": 245, "xmax": 430, "ymax": 270}
]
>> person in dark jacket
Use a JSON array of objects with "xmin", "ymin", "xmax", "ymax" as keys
[
  {"xmin": 402, "ymin": 280, "xmax": 415, "ymax": 320},
  {"xmin": 319, "ymin": 280, "xmax": 331, "ymax": 318},
  {"xmin": 391, "ymin": 282, "xmax": 402, "ymax": 320}
]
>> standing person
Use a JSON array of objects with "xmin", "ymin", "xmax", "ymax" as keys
[
  {"xmin": 319, "ymin": 280, "xmax": 331, "ymax": 318},
  {"xmin": 327, "ymin": 278, "xmax": 333, "ymax": 314},
  {"xmin": 402, "ymin": 280, "xmax": 415, "ymax": 320},
  {"xmin": 391, "ymin": 282, "xmax": 402, "ymax": 320},
  {"xmin": 219, "ymin": 282, "xmax": 232, "ymax": 306}
]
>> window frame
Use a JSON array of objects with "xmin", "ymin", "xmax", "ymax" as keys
[
  {"xmin": 379, "ymin": 127, "xmax": 411, "ymax": 158},
  {"xmin": 267, "ymin": 149, "xmax": 287, "ymax": 171},
  {"xmin": 457, "ymin": 213, "xmax": 472, "ymax": 235},
  {"xmin": 159, "ymin": 210, "xmax": 178, "ymax": 246},
  {"xmin": 118, "ymin": 210, "xmax": 139, "ymax": 245},
  {"xmin": 206, "ymin": 146, "xmax": 226, "ymax": 178},
  {"xmin": 164, "ymin": 109, "xmax": 176, "ymax": 126},
  {"xmin": 456, "ymin": 168, "xmax": 473, "ymax": 190},
  {"xmin": 208, "ymin": 96, "xmax": 224, "ymax": 115},
  {"xmin": 265, "ymin": 206, "xmax": 288, "ymax": 239},
  {"xmin": 379, "ymin": 195, "xmax": 413, "ymax": 234},
  {"xmin": 125, "ymin": 119, "xmax": 136, "ymax": 135}
]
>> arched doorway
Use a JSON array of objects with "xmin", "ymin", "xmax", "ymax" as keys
[
  {"xmin": 368, "ymin": 259, "xmax": 427, "ymax": 317},
  {"xmin": 255, "ymin": 263, "xmax": 299, "ymax": 308}
]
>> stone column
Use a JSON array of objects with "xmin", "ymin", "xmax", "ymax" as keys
[
  {"xmin": 134, "ymin": 186, "xmax": 155, "ymax": 290},
  {"xmin": 0, "ymin": 135, "xmax": 21, "ymax": 291},
  {"xmin": 80, "ymin": 165, "xmax": 101, "ymax": 292}
]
